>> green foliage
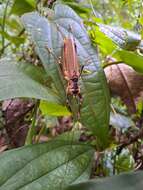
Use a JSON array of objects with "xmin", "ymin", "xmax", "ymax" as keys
[
  {"xmin": 98, "ymin": 23, "xmax": 141, "ymax": 51},
  {"xmin": 40, "ymin": 100, "xmax": 71, "ymax": 116},
  {"xmin": 115, "ymin": 151, "xmax": 134, "ymax": 174},
  {"xmin": 11, "ymin": 0, "xmax": 36, "ymax": 16},
  {"xmin": 0, "ymin": 58, "xmax": 56, "ymax": 102},
  {"xmin": 0, "ymin": 29, "xmax": 25, "ymax": 47},
  {"xmin": 89, "ymin": 26, "xmax": 116, "ymax": 55},
  {"xmin": 0, "ymin": 137, "xmax": 94, "ymax": 190},
  {"xmin": 21, "ymin": 4, "xmax": 110, "ymax": 150},
  {"xmin": 63, "ymin": 1, "xmax": 91, "ymax": 15},
  {"xmin": 0, "ymin": 0, "xmax": 143, "ymax": 190},
  {"xmin": 115, "ymin": 50, "xmax": 143, "ymax": 73},
  {"xmin": 66, "ymin": 170, "xmax": 143, "ymax": 190},
  {"xmin": 0, "ymin": 1, "xmax": 25, "ymax": 55}
]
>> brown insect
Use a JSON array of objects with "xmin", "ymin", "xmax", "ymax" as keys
[
  {"xmin": 62, "ymin": 37, "xmax": 82, "ymax": 102},
  {"xmin": 46, "ymin": 34, "xmax": 83, "ymax": 112}
]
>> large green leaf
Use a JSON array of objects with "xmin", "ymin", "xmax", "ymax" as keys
[
  {"xmin": 66, "ymin": 171, "xmax": 143, "ymax": 190},
  {"xmin": 22, "ymin": 4, "xmax": 110, "ymax": 150},
  {"xmin": 98, "ymin": 23, "xmax": 141, "ymax": 51},
  {"xmin": 115, "ymin": 50, "xmax": 143, "ymax": 73},
  {"xmin": 0, "ymin": 58, "xmax": 71, "ymax": 116},
  {"xmin": 21, "ymin": 9, "xmax": 66, "ymax": 103},
  {"xmin": 11, "ymin": 0, "xmax": 36, "ymax": 16},
  {"xmin": 0, "ymin": 139, "xmax": 94, "ymax": 190},
  {"xmin": 0, "ymin": 58, "xmax": 56, "ymax": 102}
]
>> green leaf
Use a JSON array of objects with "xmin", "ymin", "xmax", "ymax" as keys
[
  {"xmin": 115, "ymin": 151, "xmax": 134, "ymax": 174},
  {"xmin": 0, "ymin": 58, "xmax": 56, "ymax": 102},
  {"xmin": 25, "ymin": 0, "xmax": 35, "ymax": 7},
  {"xmin": 21, "ymin": 9, "xmax": 66, "ymax": 103},
  {"xmin": 66, "ymin": 171, "xmax": 143, "ymax": 190},
  {"xmin": 115, "ymin": 50, "xmax": 143, "ymax": 73},
  {"xmin": 17, "ymin": 62, "xmax": 47, "ymax": 85},
  {"xmin": 81, "ymin": 70, "xmax": 110, "ymax": 150},
  {"xmin": 11, "ymin": 0, "xmax": 36, "ymax": 16},
  {"xmin": 64, "ymin": 2, "xmax": 91, "ymax": 15},
  {"xmin": 0, "ymin": 30, "xmax": 25, "ymax": 46},
  {"xmin": 90, "ymin": 26, "xmax": 116, "ymax": 55},
  {"xmin": 98, "ymin": 23, "xmax": 141, "ymax": 50},
  {"xmin": 4, "ymin": 15, "xmax": 24, "ymax": 34},
  {"xmin": 0, "ymin": 139, "xmax": 94, "ymax": 190},
  {"xmin": 40, "ymin": 100, "xmax": 71, "ymax": 116},
  {"xmin": 21, "ymin": 4, "xmax": 110, "ymax": 150}
]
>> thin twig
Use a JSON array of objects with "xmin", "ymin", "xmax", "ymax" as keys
[
  {"xmin": 25, "ymin": 100, "xmax": 40, "ymax": 145},
  {"xmin": 89, "ymin": 0, "xmax": 97, "ymax": 18}
]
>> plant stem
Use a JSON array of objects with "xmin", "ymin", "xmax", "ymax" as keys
[
  {"xmin": 102, "ymin": 61, "xmax": 123, "ymax": 69},
  {"xmin": 35, "ymin": 124, "xmax": 46, "ymax": 143},
  {"xmin": 1, "ymin": 0, "xmax": 10, "ymax": 56},
  {"xmin": 89, "ymin": 0, "xmax": 97, "ymax": 18},
  {"xmin": 25, "ymin": 100, "xmax": 40, "ymax": 145}
]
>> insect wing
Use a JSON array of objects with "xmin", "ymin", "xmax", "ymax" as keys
[{"xmin": 62, "ymin": 38, "xmax": 80, "ymax": 79}]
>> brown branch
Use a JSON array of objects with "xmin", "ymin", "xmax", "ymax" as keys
[{"xmin": 117, "ymin": 127, "xmax": 143, "ymax": 154}]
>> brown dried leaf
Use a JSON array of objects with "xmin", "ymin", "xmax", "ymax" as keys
[
  {"xmin": 2, "ymin": 99, "xmax": 34, "ymax": 148},
  {"xmin": 105, "ymin": 60, "xmax": 143, "ymax": 114}
]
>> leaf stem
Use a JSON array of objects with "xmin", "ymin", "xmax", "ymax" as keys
[
  {"xmin": 102, "ymin": 61, "xmax": 123, "ymax": 69},
  {"xmin": 25, "ymin": 100, "xmax": 40, "ymax": 145},
  {"xmin": 35, "ymin": 124, "xmax": 46, "ymax": 143},
  {"xmin": 89, "ymin": 0, "xmax": 97, "ymax": 18}
]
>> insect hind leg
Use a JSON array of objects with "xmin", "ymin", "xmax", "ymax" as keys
[{"xmin": 75, "ymin": 92, "xmax": 83, "ymax": 120}]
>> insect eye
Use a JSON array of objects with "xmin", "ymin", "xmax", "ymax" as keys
[
  {"xmin": 74, "ymin": 78, "xmax": 78, "ymax": 82},
  {"xmin": 71, "ymin": 78, "xmax": 78, "ymax": 82}
]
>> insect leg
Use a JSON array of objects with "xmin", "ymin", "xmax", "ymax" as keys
[
  {"xmin": 66, "ymin": 94, "xmax": 72, "ymax": 114},
  {"xmin": 77, "ymin": 92, "xmax": 83, "ymax": 119},
  {"xmin": 79, "ymin": 65, "xmax": 84, "ymax": 77}
]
